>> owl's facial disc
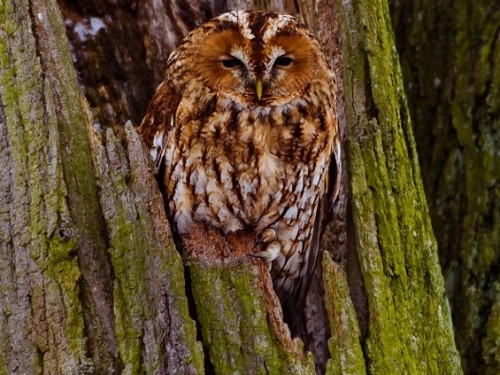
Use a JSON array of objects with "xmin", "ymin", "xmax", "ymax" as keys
[
  {"xmin": 218, "ymin": 52, "xmax": 261, "ymax": 101},
  {"xmin": 183, "ymin": 12, "xmax": 327, "ymax": 107},
  {"xmin": 214, "ymin": 48, "xmax": 305, "ymax": 105}
]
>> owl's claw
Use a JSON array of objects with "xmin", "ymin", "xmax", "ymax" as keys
[
  {"xmin": 253, "ymin": 228, "xmax": 277, "ymax": 249},
  {"xmin": 261, "ymin": 228, "xmax": 277, "ymax": 243},
  {"xmin": 250, "ymin": 241, "xmax": 281, "ymax": 269},
  {"xmin": 252, "ymin": 229, "xmax": 280, "ymax": 268}
]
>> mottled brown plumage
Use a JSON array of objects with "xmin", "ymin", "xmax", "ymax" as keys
[{"xmin": 139, "ymin": 10, "xmax": 341, "ymax": 320}]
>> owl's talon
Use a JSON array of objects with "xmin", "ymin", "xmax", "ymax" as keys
[
  {"xmin": 262, "ymin": 228, "xmax": 277, "ymax": 243},
  {"xmin": 254, "ymin": 228, "xmax": 277, "ymax": 250},
  {"xmin": 251, "ymin": 241, "xmax": 281, "ymax": 269}
]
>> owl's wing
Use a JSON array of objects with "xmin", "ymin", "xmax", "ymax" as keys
[
  {"xmin": 300, "ymin": 130, "xmax": 342, "ymax": 302},
  {"xmin": 278, "ymin": 132, "xmax": 342, "ymax": 343},
  {"xmin": 137, "ymin": 81, "xmax": 180, "ymax": 172}
]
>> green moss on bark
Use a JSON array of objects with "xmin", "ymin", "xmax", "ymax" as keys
[
  {"xmin": 323, "ymin": 254, "xmax": 366, "ymax": 375},
  {"xmin": 189, "ymin": 258, "xmax": 314, "ymax": 374},
  {"xmin": 335, "ymin": 0, "xmax": 462, "ymax": 373},
  {"xmin": 391, "ymin": 1, "xmax": 499, "ymax": 371},
  {"xmin": 89, "ymin": 126, "xmax": 204, "ymax": 374},
  {"xmin": 1, "ymin": 0, "xmax": 90, "ymax": 372}
]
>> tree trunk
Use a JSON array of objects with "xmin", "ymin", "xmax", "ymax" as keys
[
  {"xmin": 390, "ymin": 1, "xmax": 499, "ymax": 373},
  {"xmin": 1, "ymin": 1, "xmax": 203, "ymax": 373},
  {"xmin": 0, "ymin": 0, "xmax": 463, "ymax": 374}
]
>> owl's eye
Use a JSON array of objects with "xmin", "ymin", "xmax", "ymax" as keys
[
  {"xmin": 275, "ymin": 56, "xmax": 293, "ymax": 67},
  {"xmin": 221, "ymin": 58, "xmax": 243, "ymax": 68}
]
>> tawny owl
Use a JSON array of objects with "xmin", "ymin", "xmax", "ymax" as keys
[{"xmin": 139, "ymin": 10, "xmax": 341, "ymax": 316}]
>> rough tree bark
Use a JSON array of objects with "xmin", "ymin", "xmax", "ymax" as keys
[
  {"xmin": 0, "ymin": 0, "xmax": 464, "ymax": 374},
  {"xmin": 391, "ymin": 1, "xmax": 499, "ymax": 373},
  {"xmin": 1, "ymin": 1, "xmax": 203, "ymax": 373}
]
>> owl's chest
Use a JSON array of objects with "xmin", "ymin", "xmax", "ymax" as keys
[
  {"xmin": 165, "ymin": 105, "xmax": 328, "ymax": 232},
  {"xmin": 175, "ymin": 108, "xmax": 310, "ymax": 190},
  {"xmin": 182, "ymin": 106, "xmax": 320, "ymax": 162}
]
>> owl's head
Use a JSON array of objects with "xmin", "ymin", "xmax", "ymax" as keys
[{"xmin": 167, "ymin": 11, "xmax": 332, "ymax": 107}]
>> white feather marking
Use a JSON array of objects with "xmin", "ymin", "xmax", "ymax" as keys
[
  {"xmin": 217, "ymin": 11, "xmax": 238, "ymax": 23},
  {"xmin": 259, "ymin": 193, "xmax": 271, "ymax": 210},
  {"xmin": 189, "ymin": 169, "xmax": 208, "ymax": 195},
  {"xmin": 217, "ymin": 206, "xmax": 231, "ymax": 222},
  {"xmin": 224, "ymin": 218, "xmax": 243, "ymax": 233},
  {"xmin": 194, "ymin": 202, "xmax": 211, "ymax": 217},
  {"xmin": 259, "ymin": 151, "xmax": 280, "ymax": 178},
  {"xmin": 206, "ymin": 179, "xmax": 218, "ymax": 194},
  {"xmin": 220, "ymin": 162, "xmax": 234, "ymax": 190},
  {"xmin": 273, "ymin": 191, "xmax": 282, "ymax": 202},
  {"xmin": 153, "ymin": 130, "xmax": 164, "ymax": 149},
  {"xmin": 164, "ymin": 145, "xmax": 176, "ymax": 166},
  {"xmin": 262, "ymin": 14, "xmax": 295, "ymax": 41},
  {"xmin": 217, "ymin": 207, "xmax": 241, "ymax": 233},
  {"xmin": 172, "ymin": 178, "xmax": 186, "ymax": 202},
  {"xmin": 194, "ymin": 171, "xmax": 207, "ymax": 195},
  {"xmin": 299, "ymin": 209, "xmax": 312, "ymax": 227},
  {"xmin": 335, "ymin": 141, "xmax": 342, "ymax": 171},
  {"xmin": 175, "ymin": 208, "xmax": 193, "ymax": 234},
  {"xmin": 295, "ymin": 242, "xmax": 303, "ymax": 255},
  {"xmin": 217, "ymin": 11, "xmax": 254, "ymax": 39},
  {"xmin": 230, "ymin": 48, "xmax": 250, "ymax": 66},
  {"xmin": 172, "ymin": 182, "xmax": 193, "ymax": 234},
  {"xmin": 283, "ymin": 206, "xmax": 298, "ymax": 220},
  {"xmin": 264, "ymin": 46, "xmax": 286, "ymax": 74},
  {"xmin": 239, "ymin": 173, "xmax": 256, "ymax": 195},
  {"xmin": 294, "ymin": 174, "xmax": 304, "ymax": 193},
  {"xmin": 189, "ymin": 169, "xmax": 199, "ymax": 186},
  {"xmin": 299, "ymin": 190, "xmax": 314, "ymax": 209},
  {"xmin": 172, "ymin": 160, "xmax": 184, "ymax": 179},
  {"xmin": 331, "ymin": 140, "xmax": 343, "ymax": 203},
  {"xmin": 240, "ymin": 124, "xmax": 252, "ymax": 142},
  {"xmin": 312, "ymin": 169, "xmax": 322, "ymax": 186},
  {"xmin": 151, "ymin": 130, "xmax": 166, "ymax": 171},
  {"xmin": 185, "ymin": 144, "xmax": 203, "ymax": 167},
  {"xmin": 208, "ymin": 192, "xmax": 219, "ymax": 206},
  {"xmin": 239, "ymin": 12, "xmax": 255, "ymax": 40},
  {"xmin": 150, "ymin": 147, "xmax": 158, "ymax": 161},
  {"xmin": 288, "ymin": 223, "xmax": 299, "ymax": 241}
]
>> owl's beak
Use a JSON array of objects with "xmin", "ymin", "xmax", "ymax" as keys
[{"xmin": 255, "ymin": 79, "xmax": 263, "ymax": 101}]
